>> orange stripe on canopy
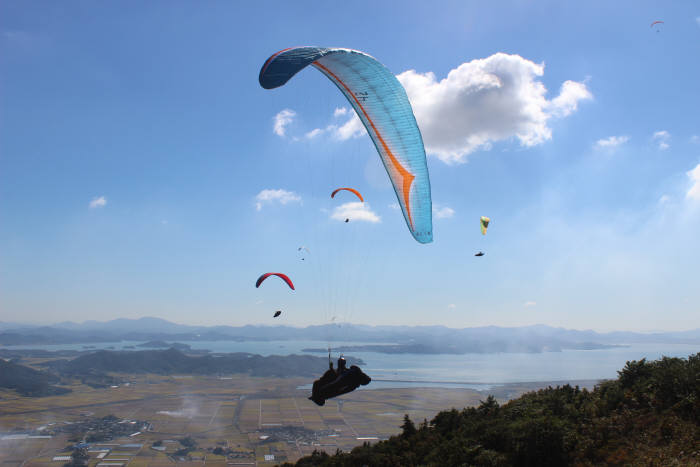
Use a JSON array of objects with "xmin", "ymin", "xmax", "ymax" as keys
[{"xmin": 313, "ymin": 62, "xmax": 415, "ymax": 230}]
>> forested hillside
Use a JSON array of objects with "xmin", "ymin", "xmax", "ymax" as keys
[
  {"xmin": 0, "ymin": 359, "xmax": 70, "ymax": 396},
  {"xmin": 288, "ymin": 353, "xmax": 699, "ymax": 466}
]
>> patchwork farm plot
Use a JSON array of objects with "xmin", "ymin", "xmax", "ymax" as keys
[{"xmin": 1, "ymin": 374, "xmax": 485, "ymax": 466}]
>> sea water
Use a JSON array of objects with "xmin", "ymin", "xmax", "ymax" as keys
[{"xmin": 3, "ymin": 340, "xmax": 697, "ymax": 386}]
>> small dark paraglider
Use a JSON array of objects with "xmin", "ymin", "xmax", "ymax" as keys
[
  {"xmin": 650, "ymin": 20, "xmax": 664, "ymax": 32},
  {"xmin": 475, "ymin": 251, "xmax": 485, "ymax": 257},
  {"xmin": 298, "ymin": 246, "xmax": 309, "ymax": 261},
  {"xmin": 308, "ymin": 356, "xmax": 371, "ymax": 406},
  {"xmin": 345, "ymin": 218, "xmax": 350, "ymax": 223},
  {"xmin": 273, "ymin": 310, "xmax": 282, "ymax": 318}
]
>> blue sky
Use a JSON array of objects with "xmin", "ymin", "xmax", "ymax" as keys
[{"xmin": 1, "ymin": 1, "xmax": 699, "ymax": 331}]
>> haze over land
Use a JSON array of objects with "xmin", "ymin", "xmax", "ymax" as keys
[{"xmin": 2, "ymin": 317, "xmax": 698, "ymax": 354}]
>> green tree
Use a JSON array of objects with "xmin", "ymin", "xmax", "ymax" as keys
[{"xmin": 400, "ymin": 414, "xmax": 416, "ymax": 437}]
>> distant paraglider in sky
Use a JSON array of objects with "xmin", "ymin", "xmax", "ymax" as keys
[
  {"xmin": 257, "ymin": 274, "xmax": 294, "ymax": 321},
  {"xmin": 480, "ymin": 216, "xmax": 490, "ymax": 235},
  {"xmin": 298, "ymin": 246, "xmax": 310, "ymax": 261},
  {"xmin": 255, "ymin": 272, "xmax": 295, "ymax": 290},
  {"xmin": 650, "ymin": 20, "xmax": 664, "ymax": 32},
  {"xmin": 476, "ymin": 217, "xmax": 490, "ymax": 256},
  {"xmin": 331, "ymin": 187, "xmax": 364, "ymax": 203},
  {"xmin": 259, "ymin": 46, "xmax": 433, "ymax": 243},
  {"xmin": 331, "ymin": 188, "xmax": 364, "ymax": 223}
]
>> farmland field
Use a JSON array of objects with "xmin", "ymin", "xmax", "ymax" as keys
[{"xmin": 0, "ymin": 374, "xmax": 490, "ymax": 466}]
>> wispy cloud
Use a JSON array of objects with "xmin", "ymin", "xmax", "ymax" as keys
[
  {"xmin": 273, "ymin": 109, "xmax": 296, "ymax": 137},
  {"xmin": 330, "ymin": 202, "xmax": 380, "ymax": 223},
  {"xmin": 331, "ymin": 113, "xmax": 366, "ymax": 140},
  {"xmin": 652, "ymin": 130, "xmax": 670, "ymax": 150},
  {"xmin": 433, "ymin": 204, "xmax": 455, "ymax": 219},
  {"xmin": 304, "ymin": 128, "xmax": 324, "ymax": 139},
  {"xmin": 255, "ymin": 189, "xmax": 301, "ymax": 211},
  {"xmin": 524, "ymin": 301, "xmax": 536, "ymax": 307},
  {"xmin": 2, "ymin": 30, "xmax": 39, "ymax": 49},
  {"xmin": 549, "ymin": 80, "xmax": 592, "ymax": 118},
  {"xmin": 397, "ymin": 53, "xmax": 592, "ymax": 163},
  {"xmin": 89, "ymin": 196, "xmax": 107, "ymax": 209},
  {"xmin": 595, "ymin": 135, "xmax": 629, "ymax": 150},
  {"xmin": 447, "ymin": 303, "xmax": 456, "ymax": 309},
  {"xmin": 302, "ymin": 107, "xmax": 367, "ymax": 142},
  {"xmin": 686, "ymin": 163, "xmax": 700, "ymax": 201}
]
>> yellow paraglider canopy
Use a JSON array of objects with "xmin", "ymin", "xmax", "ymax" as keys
[{"xmin": 480, "ymin": 216, "xmax": 490, "ymax": 235}]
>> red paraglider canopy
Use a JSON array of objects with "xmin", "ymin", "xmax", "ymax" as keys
[
  {"xmin": 331, "ymin": 187, "xmax": 364, "ymax": 203},
  {"xmin": 650, "ymin": 20, "xmax": 664, "ymax": 27},
  {"xmin": 256, "ymin": 272, "xmax": 295, "ymax": 290}
]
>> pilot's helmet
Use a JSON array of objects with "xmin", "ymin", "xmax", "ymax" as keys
[{"xmin": 338, "ymin": 356, "xmax": 347, "ymax": 369}]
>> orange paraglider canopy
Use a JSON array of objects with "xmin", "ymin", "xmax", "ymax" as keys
[{"xmin": 331, "ymin": 187, "xmax": 364, "ymax": 202}]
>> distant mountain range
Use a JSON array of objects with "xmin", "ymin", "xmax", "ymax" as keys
[{"xmin": 1, "ymin": 318, "xmax": 698, "ymax": 354}]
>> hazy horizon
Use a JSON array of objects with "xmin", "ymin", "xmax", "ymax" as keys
[{"xmin": 2, "ymin": 315, "xmax": 699, "ymax": 335}]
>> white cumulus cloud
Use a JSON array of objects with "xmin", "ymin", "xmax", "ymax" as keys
[
  {"xmin": 330, "ymin": 202, "xmax": 380, "ymax": 223},
  {"xmin": 686, "ymin": 163, "xmax": 700, "ymax": 201},
  {"xmin": 433, "ymin": 204, "xmax": 455, "ymax": 219},
  {"xmin": 255, "ymin": 189, "xmax": 301, "ymax": 211},
  {"xmin": 331, "ymin": 112, "xmax": 366, "ymax": 140},
  {"xmin": 549, "ymin": 80, "xmax": 592, "ymax": 117},
  {"xmin": 304, "ymin": 128, "xmax": 324, "ymax": 139},
  {"xmin": 303, "ymin": 108, "xmax": 367, "ymax": 141},
  {"xmin": 397, "ymin": 53, "xmax": 592, "ymax": 164},
  {"xmin": 273, "ymin": 109, "xmax": 296, "ymax": 137},
  {"xmin": 89, "ymin": 196, "xmax": 107, "ymax": 209},
  {"xmin": 595, "ymin": 135, "xmax": 629, "ymax": 150},
  {"xmin": 653, "ymin": 130, "xmax": 670, "ymax": 150}
]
